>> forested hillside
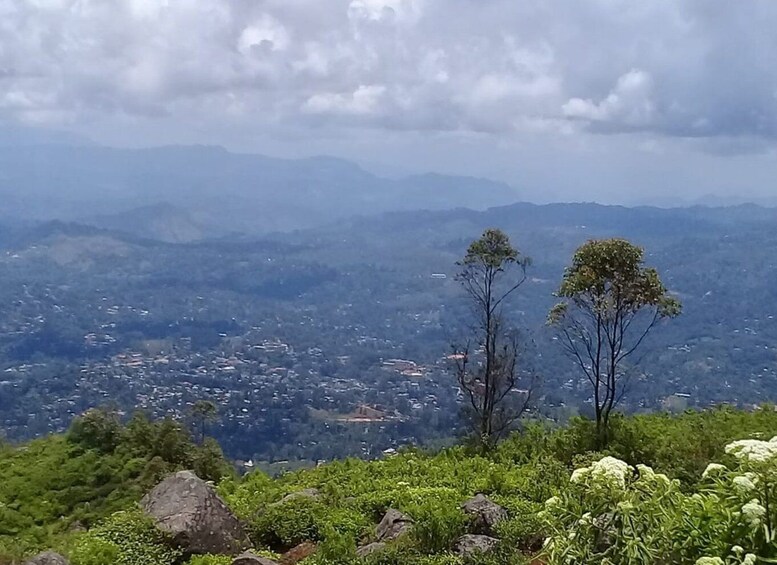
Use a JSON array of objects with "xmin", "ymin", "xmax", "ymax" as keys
[{"xmin": 1, "ymin": 203, "xmax": 777, "ymax": 462}]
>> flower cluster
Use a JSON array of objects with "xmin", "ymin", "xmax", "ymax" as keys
[
  {"xmin": 741, "ymin": 499, "xmax": 766, "ymax": 528},
  {"xmin": 732, "ymin": 474, "xmax": 757, "ymax": 493},
  {"xmin": 571, "ymin": 456, "xmax": 632, "ymax": 489},
  {"xmin": 702, "ymin": 463, "xmax": 726, "ymax": 479},
  {"xmin": 725, "ymin": 437, "xmax": 777, "ymax": 463}
]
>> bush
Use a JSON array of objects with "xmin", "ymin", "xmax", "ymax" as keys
[
  {"xmin": 70, "ymin": 510, "xmax": 181, "ymax": 565},
  {"xmin": 541, "ymin": 440, "xmax": 777, "ymax": 564}
]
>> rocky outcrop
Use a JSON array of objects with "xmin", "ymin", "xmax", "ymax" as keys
[
  {"xmin": 454, "ymin": 534, "xmax": 500, "ymax": 556},
  {"xmin": 376, "ymin": 508, "xmax": 414, "ymax": 541},
  {"xmin": 356, "ymin": 542, "xmax": 387, "ymax": 557},
  {"xmin": 461, "ymin": 494, "xmax": 508, "ymax": 535},
  {"xmin": 23, "ymin": 552, "xmax": 69, "ymax": 565},
  {"xmin": 232, "ymin": 553, "xmax": 280, "ymax": 565},
  {"xmin": 141, "ymin": 470, "xmax": 249, "ymax": 555}
]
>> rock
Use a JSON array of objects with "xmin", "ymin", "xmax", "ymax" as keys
[
  {"xmin": 461, "ymin": 494, "xmax": 508, "ymax": 535},
  {"xmin": 376, "ymin": 508, "xmax": 414, "ymax": 541},
  {"xmin": 593, "ymin": 512, "xmax": 617, "ymax": 552},
  {"xmin": 23, "ymin": 552, "xmax": 69, "ymax": 565},
  {"xmin": 141, "ymin": 470, "xmax": 249, "ymax": 556},
  {"xmin": 356, "ymin": 542, "xmax": 387, "ymax": 558},
  {"xmin": 232, "ymin": 552, "xmax": 280, "ymax": 565},
  {"xmin": 454, "ymin": 534, "xmax": 500, "ymax": 556},
  {"xmin": 280, "ymin": 541, "xmax": 317, "ymax": 564},
  {"xmin": 274, "ymin": 488, "xmax": 321, "ymax": 505}
]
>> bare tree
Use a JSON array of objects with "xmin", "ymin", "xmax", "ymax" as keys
[{"xmin": 453, "ymin": 228, "xmax": 534, "ymax": 451}]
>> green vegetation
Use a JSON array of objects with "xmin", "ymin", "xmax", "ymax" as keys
[
  {"xmin": 549, "ymin": 238, "xmax": 681, "ymax": 447},
  {"xmin": 8, "ymin": 406, "xmax": 777, "ymax": 563},
  {"xmin": 0, "ymin": 409, "xmax": 233, "ymax": 558},
  {"xmin": 453, "ymin": 228, "xmax": 533, "ymax": 450}
]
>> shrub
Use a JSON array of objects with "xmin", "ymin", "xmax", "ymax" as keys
[{"xmin": 70, "ymin": 510, "xmax": 180, "ymax": 565}]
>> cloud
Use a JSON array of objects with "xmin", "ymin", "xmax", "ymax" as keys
[
  {"xmin": 2, "ymin": 0, "xmax": 777, "ymax": 149},
  {"xmin": 304, "ymin": 85, "xmax": 387, "ymax": 116},
  {"xmin": 563, "ymin": 69, "xmax": 656, "ymax": 129}
]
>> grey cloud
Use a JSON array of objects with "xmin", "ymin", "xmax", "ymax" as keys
[{"xmin": 2, "ymin": 0, "xmax": 777, "ymax": 146}]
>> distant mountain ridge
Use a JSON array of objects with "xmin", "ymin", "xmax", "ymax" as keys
[{"xmin": 0, "ymin": 143, "xmax": 522, "ymax": 237}]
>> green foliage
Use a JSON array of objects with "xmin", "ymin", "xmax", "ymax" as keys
[
  {"xmin": 184, "ymin": 555, "xmax": 233, "ymax": 565},
  {"xmin": 540, "ymin": 442, "xmax": 777, "ymax": 564},
  {"xmin": 549, "ymin": 238, "xmax": 682, "ymax": 448},
  {"xmin": 13, "ymin": 407, "xmax": 777, "ymax": 564},
  {"xmin": 406, "ymin": 494, "xmax": 467, "ymax": 553},
  {"xmin": 70, "ymin": 510, "xmax": 180, "ymax": 565},
  {"xmin": 0, "ymin": 410, "xmax": 233, "ymax": 561},
  {"xmin": 455, "ymin": 228, "xmax": 532, "ymax": 450},
  {"xmin": 251, "ymin": 496, "xmax": 369, "ymax": 549},
  {"xmin": 553, "ymin": 238, "xmax": 680, "ymax": 317}
]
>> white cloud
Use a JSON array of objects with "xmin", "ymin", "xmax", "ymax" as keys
[
  {"xmin": 238, "ymin": 15, "xmax": 290, "ymax": 54},
  {"xmin": 304, "ymin": 85, "xmax": 387, "ymax": 115},
  {"xmin": 563, "ymin": 69, "xmax": 656, "ymax": 127},
  {"xmin": 1, "ymin": 0, "xmax": 777, "ymax": 146},
  {"xmin": 347, "ymin": 0, "xmax": 422, "ymax": 23}
]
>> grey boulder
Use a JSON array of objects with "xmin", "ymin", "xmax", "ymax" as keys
[
  {"xmin": 376, "ymin": 508, "xmax": 414, "ymax": 541},
  {"xmin": 231, "ymin": 552, "xmax": 279, "ymax": 565},
  {"xmin": 454, "ymin": 534, "xmax": 500, "ymax": 556},
  {"xmin": 23, "ymin": 552, "xmax": 69, "ymax": 565},
  {"xmin": 356, "ymin": 542, "xmax": 387, "ymax": 558},
  {"xmin": 461, "ymin": 494, "xmax": 508, "ymax": 535},
  {"xmin": 141, "ymin": 470, "xmax": 249, "ymax": 555}
]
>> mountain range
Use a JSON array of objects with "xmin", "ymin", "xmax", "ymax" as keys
[{"xmin": 0, "ymin": 143, "xmax": 521, "ymax": 238}]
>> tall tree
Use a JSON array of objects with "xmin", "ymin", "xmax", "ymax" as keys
[
  {"xmin": 190, "ymin": 400, "xmax": 218, "ymax": 445},
  {"xmin": 548, "ymin": 238, "xmax": 681, "ymax": 447},
  {"xmin": 453, "ymin": 228, "xmax": 533, "ymax": 451}
]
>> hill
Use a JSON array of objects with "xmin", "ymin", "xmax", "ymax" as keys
[
  {"xmin": 7, "ymin": 406, "xmax": 777, "ymax": 564},
  {"xmin": 0, "ymin": 144, "xmax": 521, "ymax": 235},
  {"xmin": 0, "ymin": 409, "xmax": 231, "ymax": 558}
]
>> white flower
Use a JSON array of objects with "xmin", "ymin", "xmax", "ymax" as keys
[
  {"xmin": 742, "ymin": 554, "xmax": 757, "ymax": 565},
  {"xmin": 742, "ymin": 499, "xmax": 767, "ymax": 527},
  {"xmin": 731, "ymin": 545, "xmax": 744, "ymax": 556},
  {"xmin": 579, "ymin": 512, "xmax": 592, "ymax": 525},
  {"xmin": 545, "ymin": 496, "xmax": 560, "ymax": 508},
  {"xmin": 590, "ymin": 456, "xmax": 632, "ymax": 488},
  {"xmin": 702, "ymin": 463, "xmax": 726, "ymax": 478},
  {"xmin": 636, "ymin": 464, "xmax": 655, "ymax": 477},
  {"xmin": 695, "ymin": 558, "xmax": 724, "ymax": 565},
  {"xmin": 726, "ymin": 439, "xmax": 777, "ymax": 463},
  {"xmin": 570, "ymin": 466, "xmax": 591, "ymax": 483},
  {"xmin": 733, "ymin": 475, "xmax": 757, "ymax": 492}
]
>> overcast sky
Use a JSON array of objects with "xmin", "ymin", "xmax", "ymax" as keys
[{"xmin": 3, "ymin": 0, "xmax": 777, "ymax": 205}]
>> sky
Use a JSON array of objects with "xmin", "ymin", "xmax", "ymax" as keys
[{"xmin": 2, "ymin": 0, "xmax": 777, "ymax": 205}]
